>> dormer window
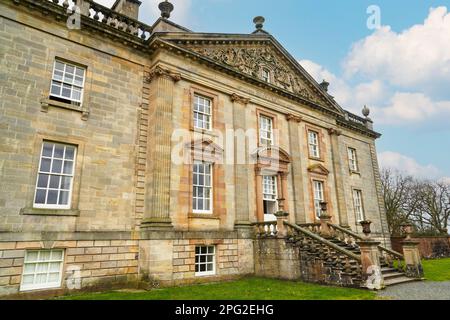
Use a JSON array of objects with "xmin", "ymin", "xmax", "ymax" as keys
[{"xmin": 262, "ymin": 68, "xmax": 271, "ymax": 83}]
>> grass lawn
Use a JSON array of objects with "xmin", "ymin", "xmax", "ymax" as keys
[
  {"xmin": 57, "ymin": 259, "xmax": 450, "ymax": 300},
  {"xmin": 58, "ymin": 278, "xmax": 376, "ymax": 300},
  {"xmin": 422, "ymin": 258, "xmax": 450, "ymax": 281}
]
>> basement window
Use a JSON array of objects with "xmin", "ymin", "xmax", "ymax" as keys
[
  {"xmin": 20, "ymin": 249, "xmax": 64, "ymax": 291},
  {"xmin": 195, "ymin": 246, "xmax": 216, "ymax": 276}
]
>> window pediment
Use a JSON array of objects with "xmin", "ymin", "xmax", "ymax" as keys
[
  {"xmin": 307, "ymin": 163, "xmax": 330, "ymax": 176},
  {"xmin": 185, "ymin": 139, "xmax": 224, "ymax": 163},
  {"xmin": 252, "ymin": 146, "xmax": 291, "ymax": 173}
]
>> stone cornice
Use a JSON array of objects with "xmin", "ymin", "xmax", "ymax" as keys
[{"xmin": 144, "ymin": 66, "xmax": 181, "ymax": 83}]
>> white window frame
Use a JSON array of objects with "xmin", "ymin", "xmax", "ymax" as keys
[
  {"xmin": 262, "ymin": 68, "xmax": 271, "ymax": 83},
  {"xmin": 33, "ymin": 141, "xmax": 77, "ymax": 210},
  {"xmin": 313, "ymin": 180, "xmax": 325, "ymax": 219},
  {"xmin": 263, "ymin": 175, "xmax": 278, "ymax": 202},
  {"xmin": 348, "ymin": 147, "xmax": 359, "ymax": 172},
  {"xmin": 49, "ymin": 59, "xmax": 86, "ymax": 106},
  {"xmin": 308, "ymin": 131, "xmax": 320, "ymax": 158},
  {"xmin": 193, "ymin": 94, "xmax": 213, "ymax": 131},
  {"xmin": 195, "ymin": 245, "xmax": 216, "ymax": 277},
  {"xmin": 192, "ymin": 161, "xmax": 213, "ymax": 214},
  {"xmin": 20, "ymin": 249, "xmax": 65, "ymax": 292},
  {"xmin": 353, "ymin": 189, "xmax": 365, "ymax": 222},
  {"xmin": 259, "ymin": 115, "xmax": 273, "ymax": 146}
]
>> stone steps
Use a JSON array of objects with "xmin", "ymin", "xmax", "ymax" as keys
[{"xmin": 383, "ymin": 276, "xmax": 420, "ymax": 287}]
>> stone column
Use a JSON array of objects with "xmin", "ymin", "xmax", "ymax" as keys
[
  {"xmin": 141, "ymin": 66, "xmax": 181, "ymax": 230},
  {"xmin": 231, "ymin": 94, "xmax": 252, "ymax": 229},
  {"xmin": 328, "ymin": 128, "xmax": 349, "ymax": 227},
  {"xmin": 286, "ymin": 114, "xmax": 306, "ymax": 224}
]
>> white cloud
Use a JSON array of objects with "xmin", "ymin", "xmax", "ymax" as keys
[
  {"xmin": 300, "ymin": 59, "xmax": 388, "ymax": 116},
  {"xmin": 299, "ymin": 7, "xmax": 450, "ymax": 126},
  {"xmin": 344, "ymin": 7, "xmax": 450, "ymax": 94},
  {"xmin": 374, "ymin": 92, "xmax": 450, "ymax": 124},
  {"xmin": 378, "ymin": 151, "xmax": 443, "ymax": 180}
]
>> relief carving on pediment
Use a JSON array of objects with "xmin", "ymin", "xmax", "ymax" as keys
[{"xmin": 188, "ymin": 46, "xmax": 319, "ymax": 102}]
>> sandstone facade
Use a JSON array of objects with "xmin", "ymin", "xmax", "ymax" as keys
[{"xmin": 0, "ymin": 0, "xmax": 389, "ymax": 297}]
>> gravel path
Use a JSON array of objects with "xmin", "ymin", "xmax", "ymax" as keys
[{"xmin": 378, "ymin": 281, "xmax": 450, "ymax": 300}]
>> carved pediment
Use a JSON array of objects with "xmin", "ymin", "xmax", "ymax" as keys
[
  {"xmin": 307, "ymin": 164, "xmax": 330, "ymax": 176},
  {"xmin": 187, "ymin": 45, "xmax": 321, "ymax": 102}
]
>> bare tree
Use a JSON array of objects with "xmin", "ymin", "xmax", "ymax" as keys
[
  {"xmin": 380, "ymin": 169, "xmax": 419, "ymax": 235},
  {"xmin": 381, "ymin": 169, "xmax": 450, "ymax": 236},
  {"xmin": 412, "ymin": 181, "xmax": 450, "ymax": 234}
]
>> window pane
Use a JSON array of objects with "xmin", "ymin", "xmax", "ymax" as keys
[
  {"xmin": 50, "ymin": 82, "xmax": 61, "ymax": 96},
  {"xmin": 61, "ymin": 176, "xmax": 71, "ymax": 190},
  {"xmin": 55, "ymin": 61, "xmax": 65, "ymax": 71},
  {"xmin": 65, "ymin": 147, "xmax": 75, "ymax": 160},
  {"xmin": 49, "ymin": 175, "xmax": 60, "ymax": 189},
  {"xmin": 22, "ymin": 275, "xmax": 34, "ymax": 285},
  {"xmin": 26, "ymin": 251, "xmax": 39, "ymax": 262},
  {"xmin": 48, "ymin": 273, "xmax": 60, "ymax": 282},
  {"xmin": 63, "ymin": 161, "xmax": 74, "ymax": 175},
  {"xmin": 51, "ymin": 250, "xmax": 63, "ymax": 260},
  {"xmin": 47, "ymin": 190, "xmax": 58, "ymax": 204},
  {"xmin": 42, "ymin": 143, "xmax": 53, "ymax": 157},
  {"xmin": 51, "ymin": 160, "xmax": 62, "ymax": 174},
  {"xmin": 40, "ymin": 158, "xmax": 51, "ymax": 172},
  {"xmin": 24, "ymin": 263, "xmax": 36, "ymax": 274},
  {"xmin": 61, "ymin": 84, "xmax": 71, "ymax": 98},
  {"xmin": 37, "ymin": 174, "xmax": 49, "ymax": 188},
  {"xmin": 54, "ymin": 145, "xmax": 64, "ymax": 158},
  {"xmin": 58, "ymin": 191, "xmax": 69, "ymax": 205},
  {"xmin": 35, "ymin": 189, "xmax": 46, "ymax": 204}
]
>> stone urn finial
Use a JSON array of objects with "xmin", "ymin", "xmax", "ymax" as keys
[
  {"xmin": 401, "ymin": 223, "xmax": 414, "ymax": 240},
  {"xmin": 319, "ymin": 80, "xmax": 330, "ymax": 92},
  {"xmin": 159, "ymin": 0, "xmax": 174, "ymax": 19},
  {"xmin": 360, "ymin": 220, "xmax": 372, "ymax": 238},
  {"xmin": 319, "ymin": 201, "xmax": 331, "ymax": 219},
  {"xmin": 253, "ymin": 16, "xmax": 265, "ymax": 30},
  {"xmin": 362, "ymin": 105, "xmax": 370, "ymax": 118}
]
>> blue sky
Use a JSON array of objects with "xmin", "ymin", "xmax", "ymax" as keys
[{"xmin": 99, "ymin": 0, "xmax": 450, "ymax": 181}]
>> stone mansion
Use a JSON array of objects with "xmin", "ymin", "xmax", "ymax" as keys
[{"xmin": 1, "ymin": 0, "xmax": 421, "ymax": 297}]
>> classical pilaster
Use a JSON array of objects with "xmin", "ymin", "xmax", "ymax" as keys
[
  {"xmin": 286, "ymin": 114, "xmax": 306, "ymax": 224},
  {"xmin": 328, "ymin": 128, "xmax": 349, "ymax": 227},
  {"xmin": 369, "ymin": 142, "xmax": 390, "ymax": 245},
  {"xmin": 141, "ymin": 66, "xmax": 181, "ymax": 230},
  {"xmin": 231, "ymin": 93, "xmax": 252, "ymax": 229}
]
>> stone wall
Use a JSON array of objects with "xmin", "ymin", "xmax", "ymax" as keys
[
  {"xmin": 0, "ymin": 238, "xmax": 139, "ymax": 296},
  {"xmin": 391, "ymin": 236, "xmax": 450, "ymax": 259},
  {"xmin": 254, "ymin": 238, "xmax": 301, "ymax": 280}
]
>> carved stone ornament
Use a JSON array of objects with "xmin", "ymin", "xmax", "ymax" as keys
[
  {"xmin": 328, "ymin": 128, "xmax": 342, "ymax": 136},
  {"xmin": 145, "ymin": 66, "xmax": 181, "ymax": 83},
  {"xmin": 230, "ymin": 93, "xmax": 250, "ymax": 105},
  {"xmin": 187, "ymin": 46, "xmax": 319, "ymax": 102},
  {"xmin": 286, "ymin": 114, "xmax": 302, "ymax": 123}
]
